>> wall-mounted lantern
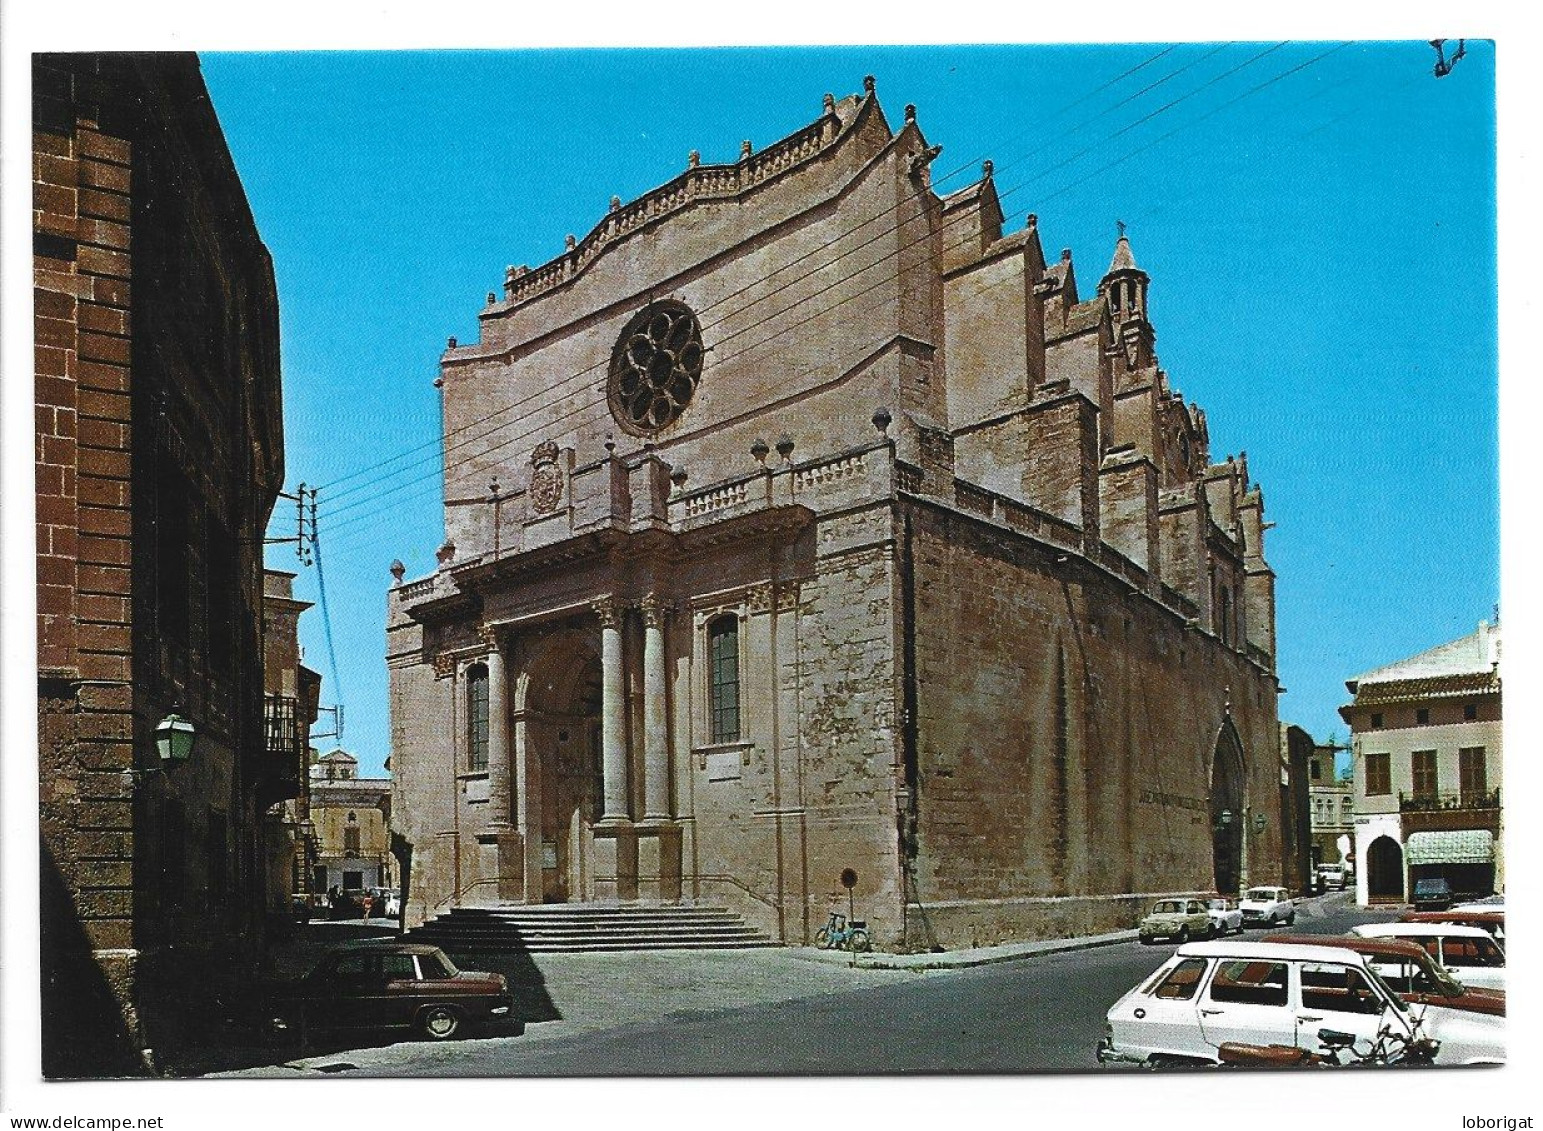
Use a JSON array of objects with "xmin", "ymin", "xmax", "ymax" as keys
[{"xmin": 154, "ymin": 711, "xmax": 197, "ymax": 765}]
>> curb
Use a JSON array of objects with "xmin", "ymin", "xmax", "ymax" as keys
[{"xmin": 792, "ymin": 929, "xmax": 1140, "ymax": 971}]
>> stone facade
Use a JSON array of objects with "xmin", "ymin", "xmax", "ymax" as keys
[
  {"xmin": 309, "ymin": 750, "xmax": 394, "ymax": 893},
  {"xmin": 261, "ymin": 569, "xmax": 321, "ymax": 917},
  {"xmin": 1306, "ymin": 738, "xmax": 1354, "ymax": 870},
  {"xmin": 34, "ymin": 53, "xmax": 284, "ymax": 1076},
  {"xmin": 1341, "ymin": 622, "xmax": 1503, "ymax": 906},
  {"xmin": 388, "ymin": 81, "xmax": 1280, "ymax": 950}
]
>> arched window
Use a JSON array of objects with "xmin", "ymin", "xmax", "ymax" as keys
[
  {"xmin": 708, "ymin": 615, "xmax": 740, "ymax": 744},
  {"xmin": 467, "ymin": 663, "xmax": 489, "ymax": 771}
]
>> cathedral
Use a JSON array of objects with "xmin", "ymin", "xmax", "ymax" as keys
[{"xmin": 387, "ymin": 78, "xmax": 1281, "ymax": 949}]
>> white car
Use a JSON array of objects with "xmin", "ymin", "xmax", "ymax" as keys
[
  {"xmin": 1455, "ymin": 899, "xmax": 1505, "ymax": 913},
  {"xmin": 1239, "ymin": 886, "xmax": 1296, "ymax": 928},
  {"xmin": 1351, "ymin": 922, "xmax": 1506, "ymax": 993},
  {"xmin": 1315, "ymin": 864, "xmax": 1348, "ymax": 891},
  {"xmin": 1205, "ymin": 897, "xmax": 1244, "ymax": 936},
  {"xmin": 1098, "ymin": 940, "xmax": 1505, "ymax": 1068}
]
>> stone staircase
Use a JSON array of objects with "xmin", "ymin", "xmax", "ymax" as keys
[{"xmin": 404, "ymin": 902, "xmax": 778, "ymax": 953}]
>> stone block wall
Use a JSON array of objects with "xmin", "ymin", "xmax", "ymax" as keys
[
  {"xmin": 904, "ymin": 498, "xmax": 1280, "ymax": 949},
  {"xmin": 438, "ymin": 97, "xmax": 925, "ymax": 563}
]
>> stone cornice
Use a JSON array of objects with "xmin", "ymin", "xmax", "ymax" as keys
[{"xmin": 479, "ymin": 91, "xmax": 880, "ymax": 318}]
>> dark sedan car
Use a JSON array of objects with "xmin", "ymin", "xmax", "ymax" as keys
[{"xmin": 265, "ymin": 943, "xmax": 518, "ymax": 1043}]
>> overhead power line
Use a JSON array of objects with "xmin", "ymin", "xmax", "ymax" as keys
[
  {"xmin": 307, "ymin": 44, "xmax": 1356, "ymax": 554},
  {"xmin": 308, "ymin": 45, "xmax": 1211, "ymax": 503},
  {"xmin": 310, "ymin": 44, "xmax": 1292, "ymax": 534}
]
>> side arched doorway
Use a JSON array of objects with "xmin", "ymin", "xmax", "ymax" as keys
[
  {"xmin": 518, "ymin": 632, "xmax": 603, "ymax": 903},
  {"xmin": 1210, "ymin": 721, "xmax": 1246, "ymax": 896},
  {"xmin": 1366, "ymin": 835, "xmax": 1404, "ymax": 904}
]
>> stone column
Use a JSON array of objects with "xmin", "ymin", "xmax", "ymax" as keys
[
  {"xmin": 483, "ymin": 627, "xmax": 511, "ymax": 826},
  {"xmin": 485, "ymin": 626, "xmax": 525, "ymax": 901},
  {"xmin": 512, "ymin": 704, "xmax": 542, "ymax": 902},
  {"xmin": 640, "ymin": 594, "xmax": 671, "ymax": 822},
  {"xmin": 595, "ymin": 598, "xmax": 629, "ymax": 822}
]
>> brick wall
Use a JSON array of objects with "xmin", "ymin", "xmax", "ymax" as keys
[
  {"xmin": 35, "ymin": 55, "xmax": 142, "ymax": 1078},
  {"xmin": 34, "ymin": 52, "xmax": 284, "ymax": 1079}
]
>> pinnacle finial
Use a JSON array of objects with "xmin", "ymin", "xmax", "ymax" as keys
[
  {"xmin": 1116, "ymin": 219, "xmax": 1127, "ymax": 240},
  {"xmin": 823, "ymin": 92, "xmax": 835, "ymax": 113},
  {"xmin": 982, "ymin": 159, "xmax": 994, "ymax": 178},
  {"xmin": 863, "ymin": 75, "xmax": 876, "ymax": 94}
]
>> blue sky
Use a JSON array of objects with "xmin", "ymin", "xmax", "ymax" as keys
[{"xmin": 201, "ymin": 43, "xmax": 1498, "ymax": 778}]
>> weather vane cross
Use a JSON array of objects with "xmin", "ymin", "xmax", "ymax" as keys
[{"xmin": 1116, "ymin": 219, "xmax": 1127, "ymax": 239}]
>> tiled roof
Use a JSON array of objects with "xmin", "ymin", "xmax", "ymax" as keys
[{"xmin": 1348, "ymin": 671, "xmax": 1499, "ymax": 705}]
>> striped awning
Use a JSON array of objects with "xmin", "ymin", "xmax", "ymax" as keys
[{"xmin": 1406, "ymin": 829, "xmax": 1495, "ymax": 865}]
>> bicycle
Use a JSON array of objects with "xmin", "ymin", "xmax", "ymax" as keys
[{"xmin": 814, "ymin": 911, "xmax": 872, "ymax": 952}]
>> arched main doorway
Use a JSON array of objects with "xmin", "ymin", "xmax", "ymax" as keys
[
  {"xmin": 520, "ymin": 631, "xmax": 603, "ymax": 903},
  {"xmin": 1210, "ymin": 721, "xmax": 1246, "ymax": 896},
  {"xmin": 1366, "ymin": 835, "xmax": 1404, "ymax": 904}
]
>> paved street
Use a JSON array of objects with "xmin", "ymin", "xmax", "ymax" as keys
[{"xmin": 213, "ymin": 892, "xmax": 1398, "ymax": 1077}]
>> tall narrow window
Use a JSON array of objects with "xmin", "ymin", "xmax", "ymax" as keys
[
  {"xmin": 155, "ymin": 458, "xmax": 191, "ymax": 644},
  {"xmin": 708, "ymin": 615, "xmax": 740, "ymax": 744},
  {"xmin": 207, "ymin": 516, "xmax": 238, "ymax": 668},
  {"xmin": 1411, "ymin": 749, "xmax": 1437, "ymax": 798},
  {"xmin": 1459, "ymin": 747, "xmax": 1487, "ymax": 801},
  {"xmin": 161, "ymin": 797, "xmax": 186, "ymax": 905},
  {"xmin": 1364, "ymin": 752, "xmax": 1391, "ymax": 796},
  {"xmin": 467, "ymin": 663, "xmax": 489, "ymax": 771}
]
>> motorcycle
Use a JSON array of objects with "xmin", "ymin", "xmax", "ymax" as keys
[{"xmin": 1218, "ymin": 1021, "xmax": 1440, "ymax": 1069}]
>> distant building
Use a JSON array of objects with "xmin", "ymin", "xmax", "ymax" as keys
[
  {"xmin": 1278, "ymin": 725, "xmax": 1313, "ymax": 896},
  {"xmin": 1307, "ymin": 741, "xmax": 1354, "ymax": 870},
  {"xmin": 310, "ymin": 751, "xmax": 393, "ymax": 893},
  {"xmin": 388, "ymin": 79, "xmax": 1281, "ymax": 950},
  {"xmin": 1341, "ymin": 622, "xmax": 1502, "ymax": 905},
  {"xmin": 262, "ymin": 569, "xmax": 322, "ymax": 916},
  {"xmin": 34, "ymin": 53, "xmax": 283, "ymax": 1077}
]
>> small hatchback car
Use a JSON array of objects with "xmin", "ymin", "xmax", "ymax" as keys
[
  {"xmin": 265, "ymin": 942, "xmax": 518, "ymax": 1043},
  {"xmin": 1239, "ymin": 886, "xmax": 1296, "ymax": 927},
  {"xmin": 1138, "ymin": 898, "xmax": 1214, "ymax": 944},
  {"xmin": 1412, "ymin": 877, "xmax": 1456, "ymax": 911},
  {"xmin": 1098, "ymin": 940, "xmax": 1505, "ymax": 1068}
]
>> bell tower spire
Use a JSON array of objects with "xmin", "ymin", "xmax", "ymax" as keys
[{"xmin": 1098, "ymin": 222, "xmax": 1155, "ymax": 370}]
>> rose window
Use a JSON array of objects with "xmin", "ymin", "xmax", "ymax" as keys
[{"xmin": 608, "ymin": 302, "xmax": 704, "ymax": 433}]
